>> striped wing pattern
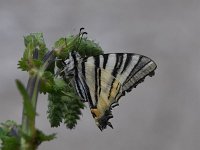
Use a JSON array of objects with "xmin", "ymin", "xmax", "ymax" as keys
[{"xmin": 66, "ymin": 52, "xmax": 157, "ymax": 130}]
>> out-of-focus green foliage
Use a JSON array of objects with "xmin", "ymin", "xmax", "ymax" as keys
[
  {"xmin": 0, "ymin": 121, "xmax": 20, "ymax": 150},
  {"xmin": 1, "ymin": 30, "xmax": 104, "ymax": 150}
]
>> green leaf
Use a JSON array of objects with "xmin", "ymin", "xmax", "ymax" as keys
[
  {"xmin": 76, "ymin": 37, "xmax": 103, "ymax": 57},
  {"xmin": 18, "ymin": 58, "xmax": 43, "ymax": 73},
  {"xmin": 1, "ymin": 136, "xmax": 20, "ymax": 150},
  {"xmin": 54, "ymin": 34, "xmax": 103, "ymax": 60},
  {"xmin": 35, "ymin": 130, "xmax": 56, "ymax": 146},
  {"xmin": 18, "ymin": 33, "xmax": 48, "ymax": 72},
  {"xmin": 47, "ymin": 94, "xmax": 63, "ymax": 127},
  {"xmin": 47, "ymin": 78, "xmax": 85, "ymax": 129},
  {"xmin": 61, "ymin": 93, "xmax": 85, "ymax": 129},
  {"xmin": 54, "ymin": 37, "xmax": 67, "ymax": 48},
  {"xmin": 54, "ymin": 78, "xmax": 67, "ymax": 92},
  {"xmin": 53, "ymin": 37, "xmax": 68, "ymax": 59},
  {"xmin": 0, "ymin": 121, "xmax": 20, "ymax": 150},
  {"xmin": 24, "ymin": 33, "xmax": 46, "ymax": 50},
  {"xmin": 15, "ymin": 80, "xmax": 35, "ymax": 120},
  {"xmin": 39, "ymin": 71, "xmax": 54, "ymax": 94}
]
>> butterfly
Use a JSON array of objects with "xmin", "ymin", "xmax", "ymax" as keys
[{"xmin": 60, "ymin": 51, "xmax": 157, "ymax": 131}]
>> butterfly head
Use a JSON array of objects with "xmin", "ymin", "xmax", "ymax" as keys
[{"xmin": 62, "ymin": 51, "xmax": 81, "ymax": 76}]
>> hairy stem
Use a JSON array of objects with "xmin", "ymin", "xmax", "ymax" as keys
[{"xmin": 20, "ymin": 50, "xmax": 55, "ymax": 150}]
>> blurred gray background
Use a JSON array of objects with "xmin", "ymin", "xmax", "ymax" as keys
[{"xmin": 0, "ymin": 0, "xmax": 200, "ymax": 150}]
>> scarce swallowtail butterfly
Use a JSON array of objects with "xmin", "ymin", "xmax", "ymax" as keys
[{"xmin": 61, "ymin": 51, "xmax": 157, "ymax": 131}]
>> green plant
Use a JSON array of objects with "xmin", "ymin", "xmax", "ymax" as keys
[{"xmin": 0, "ymin": 30, "xmax": 103, "ymax": 150}]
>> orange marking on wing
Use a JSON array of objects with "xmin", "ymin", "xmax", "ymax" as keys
[{"xmin": 91, "ymin": 108, "xmax": 101, "ymax": 118}]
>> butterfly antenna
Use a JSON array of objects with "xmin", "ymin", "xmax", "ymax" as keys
[
  {"xmin": 72, "ymin": 27, "xmax": 85, "ymax": 52},
  {"xmin": 79, "ymin": 31, "xmax": 87, "ymax": 44},
  {"xmin": 79, "ymin": 27, "xmax": 85, "ymax": 35},
  {"xmin": 76, "ymin": 28, "xmax": 88, "ymax": 54},
  {"xmin": 77, "ymin": 27, "xmax": 85, "ymax": 44},
  {"xmin": 79, "ymin": 31, "xmax": 87, "ymax": 53}
]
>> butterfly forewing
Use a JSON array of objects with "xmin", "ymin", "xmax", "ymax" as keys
[{"xmin": 82, "ymin": 53, "xmax": 156, "ymax": 96}]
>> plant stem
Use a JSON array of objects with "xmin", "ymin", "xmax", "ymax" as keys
[
  {"xmin": 20, "ymin": 50, "xmax": 55, "ymax": 150},
  {"xmin": 20, "ymin": 76, "xmax": 39, "ymax": 150},
  {"xmin": 20, "ymin": 50, "xmax": 39, "ymax": 150}
]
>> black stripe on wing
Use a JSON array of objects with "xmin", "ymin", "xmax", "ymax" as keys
[
  {"xmin": 74, "ymin": 66, "xmax": 95, "ymax": 107},
  {"xmin": 103, "ymin": 54, "xmax": 109, "ymax": 69},
  {"xmin": 123, "ymin": 56, "xmax": 149, "ymax": 84},
  {"xmin": 94, "ymin": 56, "xmax": 100, "ymax": 106},
  {"xmin": 121, "ymin": 54, "xmax": 132, "ymax": 74},
  {"xmin": 112, "ymin": 53, "xmax": 124, "ymax": 77},
  {"xmin": 122, "ymin": 55, "xmax": 156, "ymax": 94},
  {"xmin": 81, "ymin": 61, "xmax": 86, "ymax": 77}
]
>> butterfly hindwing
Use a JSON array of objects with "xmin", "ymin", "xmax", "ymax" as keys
[
  {"xmin": 81, "ymin": 66, "xmax": 122, "ymax": 130},
  {"xmin": 77, "ymin": 53, "xmax": 156, "ymax": 130}
]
